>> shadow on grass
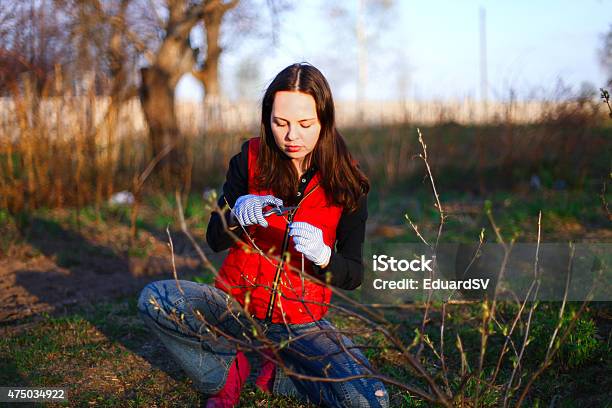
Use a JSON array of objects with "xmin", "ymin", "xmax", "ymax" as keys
[
  {"xmin": 3, "ymin": 215, "xmax": 221, "ymax": 404},
  {"xmin": 0, "ymin": 296, "xmax": 207, "ymax": 406},
  {"xmin": 11, "ymin": 216, "xmax": 204, "ymax": 313},
  {"xmin": 0, "ymin": 357, "xmax": 30, "ymax": 388}
]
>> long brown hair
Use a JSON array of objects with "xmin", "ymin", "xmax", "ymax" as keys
[{"xmin": 254, "ymin": 63, "xmax": 369, "ymax": 212}]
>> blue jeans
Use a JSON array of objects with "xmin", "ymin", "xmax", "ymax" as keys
[{"xmin": 137, "ymin": 280, "xmax": 389, "ymax": 407}]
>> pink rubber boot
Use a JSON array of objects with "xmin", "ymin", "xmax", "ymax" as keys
[
  {"xmin": 205, "ymin": 351, "xmax": 250, "ymax": 408},
  {"xmin": 255, "ymin": 349, "xmax": 276, "ymax": 393}
]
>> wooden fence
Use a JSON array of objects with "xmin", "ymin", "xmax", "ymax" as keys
[{"xmin": 0, "ymin": 96, "xmax": 602, "ymax": 139}]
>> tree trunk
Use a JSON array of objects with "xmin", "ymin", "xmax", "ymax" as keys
[
  {"xmin": 138, "ymin": 1, "xmax": 205, "ymax": 189},
  {"xmin": 139, "ymin": 66, "xmax": 184, "ymax": 189},
  {"xmin": 192, "ymin": 0, "xmax": 239, "ymax": 129},
  {"xmin": 199, "ymin": 6, "xmax": 223, "ymax": 102}
]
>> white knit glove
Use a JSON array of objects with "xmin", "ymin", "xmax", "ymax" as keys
[
  {"xmin": 232, "ymin": 194, "xmax": 283, "ymax": 228},
  {"xmin": 288, "ymin": 222, "xmax": 332, "ymax": 267}
]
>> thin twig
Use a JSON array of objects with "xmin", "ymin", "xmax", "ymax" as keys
[{"xmin": 503, "ymin": 211, "xmax": 542, "ymax": 407}]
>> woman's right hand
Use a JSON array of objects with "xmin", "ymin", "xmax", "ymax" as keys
[{"xmin": 232, "ymin": 194, "xmax": 283, "ymax": 228}]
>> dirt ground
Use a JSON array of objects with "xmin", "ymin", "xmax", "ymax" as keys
[
  {"xmin": 0, "ymin": 254, "xmax": 202, "ymax": 324},
  {"xmin": 0, "ymin": 216, "xmax": 222, "ymax": 324}
]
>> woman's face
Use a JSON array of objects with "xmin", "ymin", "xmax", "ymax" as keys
[{"xmin": 270, "ymin": 91, "xmax": 321, "ymax": 172}]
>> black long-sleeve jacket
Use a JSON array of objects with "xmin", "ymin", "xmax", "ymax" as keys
[{"xmin": 206, "ymin": 141, "xmax": 368, "ymax": 290}]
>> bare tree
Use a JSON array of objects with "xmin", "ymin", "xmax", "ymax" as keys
[
  {"xmin": 0, "ymin": 0, "xmax": 290, "ymax": 205},
  {"xmin": 0, "ymin": 0, "xmax": 71, "ymax": 95},
  {"xmin": 0, "ymin": 0, "xmax": 143, "ymax": 96},
  {"xmin": 137, "ymin": 1, "xmax": 205, "ymax": 187},
  {"xmin": 191, "ymin": 0, "xmax": 239, "ymax": 103},
  {"xmin": 137, "ymin": 0, "xmax": 289, "ymax": 186},
  {"xmin": 186, "ymin": 0, "xmax": 292, "ymax": 124}
]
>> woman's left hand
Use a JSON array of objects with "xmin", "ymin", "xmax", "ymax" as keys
[{"xmin": 289, "ymin": 222, "xmax": 331, "ymax": 267}]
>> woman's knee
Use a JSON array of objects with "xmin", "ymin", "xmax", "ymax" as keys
[
  {"xmin": 137, "ymin": 279, "xmax": 199, "ymax": 312},
  {"xmin": 137, "ymin": 280, "xmax": 238, "ymax": 335},
  {"xmin": 137, "ymin": 279, "xmax": 186, "ymax": 319},
  {"xmin": 137, "ymin": 280, "xmax": 161, "ymax": 316}
]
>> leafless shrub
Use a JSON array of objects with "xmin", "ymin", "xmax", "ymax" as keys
[{"xmin": 143, "ymin": 128, "xmax": 603, "ymax": 407}]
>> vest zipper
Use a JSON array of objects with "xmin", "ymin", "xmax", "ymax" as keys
[
  {"xmin": 263, "ymin": 184, "xmax": 320, "ymax": 323},
  {"xmin": 264, "ymin": 209, "xmax": 296, "ymax": 323}
]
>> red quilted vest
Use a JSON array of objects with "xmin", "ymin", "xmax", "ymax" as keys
[{"xmin": 215, "ymin": 137, "xmax": 343, "ymax": 324}]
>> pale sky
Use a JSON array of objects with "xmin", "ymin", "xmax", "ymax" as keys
[{"xmin": 176, "ymin": 0, "xmax": 611, "ymax": 102}]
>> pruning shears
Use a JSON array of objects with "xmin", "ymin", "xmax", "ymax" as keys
[{"xmin": 263, "ymin": 205, "xmax": 298, "ymax": 218}]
